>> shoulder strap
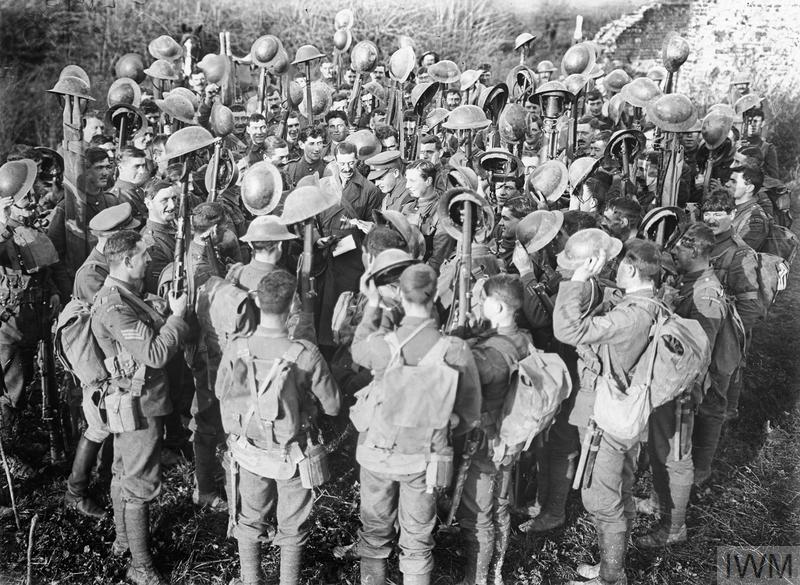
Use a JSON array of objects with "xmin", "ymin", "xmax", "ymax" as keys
[
  {"xmin": 115, "ymin": 284, "xmax": 165, "ymax": 325},
  {"xmin": 386, "ymin": 319, "xmax": 434, "ymax": 364},
  {"xmin": 226, "ymin": 262, "xmax": 246, "ymax": 287},
  {"xmin": 482, "ymin": 334, "xmax": 522, "ymax": 379},
  {"xmin": 419, "ymin": 336, "xmax": 455, "ymax": 366}
]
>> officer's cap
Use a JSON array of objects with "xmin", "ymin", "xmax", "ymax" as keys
[
  {"xmin": 89, "ymin": 202, "xmax": 140, "ymax": 235},
  {"xmin": 366, "ymin": 150, "xmax": 403, "ymax": 181}
]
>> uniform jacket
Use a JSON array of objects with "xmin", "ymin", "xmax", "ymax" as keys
[
  {"xmin": 140, "ymin": 219, "xmax": 176, "ymax": 296},
  {"xmin": 553, "ymin": 281, "xmax": 658, "ymax": 429},
  {"xmin": 710, "ymin": 229, "xmax": 763, "ymax": 330},
  {"xmin": 73, "ymin": 246, "xmax": 108, "ymax": 303},
  {"xmin": 91, "ymin": 276, "xmax": 189, "ymax": 417},
  {"xmin": 732, "ymin": 198, "xmax": 769, "ymax": 251},
  {"xmin": 380, "ymin": 176, "xmax": 413, "ymax": 213},
  {"xmin": 401, "ymin": 192, "xmax": 454, "ymax": 273},
  {"xmin": 110, "ymin": 180, "xmax": 148, "ymax": 223},
  {"xmin": 286, "ymin": 156, "xmax": 326, "ymax": 187},
  {"xmin": 351, "ymin": 308, "xmax": 482, "ymax": 474}
]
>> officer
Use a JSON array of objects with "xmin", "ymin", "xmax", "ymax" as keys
[
  {"xmin": 216, "ymin": 269, "xmax": 340, "ymax": 585},
  {"xmin": 91, "ymin": 229, "xmax": 189, "ymax": 585},
  {"xmin": 110, "ymin": 147, "xmax": 150, "ymax": 222},
  {"xmin": 365, "ymin": 150, "xmax": 413, "ymax": 212},
  {"xmin": 351, "ymin": 263, "xmax": 481, "ymax": 585},
  {"xmin": 457, "ymin": 274, "xmax": 532, "ymax": 585},
  {"xmin": 636, "ymin": 224, "xmax": 725, "ymax": 548},
  {"xmin": 554, "ymin": 238, "xmax": 661, "ymax": 585},
  {"xmin": 0, "ymin": 159, "xmax": 61, "ymax": 478},
  {"xmin": 64, "ymin": 202, "xmax": 140, "ymax": 519}
]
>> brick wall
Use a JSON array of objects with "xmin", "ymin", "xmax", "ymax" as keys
[{"xmin": 593, "ymin": 0, "xmax": 800, "ymax": 109}]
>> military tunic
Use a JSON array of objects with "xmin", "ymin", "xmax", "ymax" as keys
[{"xmin": 140, "ymin": 220, "xmax": 176, "ymax": 296}]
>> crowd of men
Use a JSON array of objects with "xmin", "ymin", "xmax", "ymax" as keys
[{"xmin": 0, "ymin": 21, "xmax": 795, "ymax": 585}]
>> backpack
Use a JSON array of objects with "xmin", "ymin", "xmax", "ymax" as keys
[
  {"xmin": 592, "ymin": 297, "xmax": 711, "ymax": 440},
  {"xmin": 54, "ymin": 297, "xmax": 109, "ymax": 389},
  {"xmin": 760, "ymin": 222, "xmax": 799, "ymax": 265},
  {"xmin": 349, "ymin": 322, "xmax": 460, "ymax": 455},
  {"xmin": 484, "ymin": 336, "xmax": 571, "ymax": 461},
  {"xmin": 718, "ymin": 240, "xmax": 792, "ymax": 318},
  {"xmin": 762, "ymin": 183, "xmax": 793, "ymax": 228}
]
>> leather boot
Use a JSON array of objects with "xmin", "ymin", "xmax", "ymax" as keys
[
  {"xmin": 635, "ymin": 480, "xmax": 690, "ymax": 548},
  {"xmin": 522, "ymin": 452, "xmax": 573, "ymax": 533},
  {"xmin": 403, "ymin": 574, "xmax": 431, "ymax": 585},
  {"xmin": 193, "ymin": 438, "xmax": 227, "ymax": 511},
  {"xmin": 490, "ymin": 522, "xmax": 510, "ymax": 585},
  {"xmin": 598, "ymin": 528, "xmax": 628, "ymax": 583},
  {"xmin": 65, "ymin": 436, "xmax": 106, "ymax": 518},
  {"xmin": 110, "ymin": 484, "xmax": 129, "ymax": 556},
  {"xmin": 236, "ymin": 538, "xmax": 266, "ymax": 585},
  {"xmin": 279, "ymin": 546, "xmax": 302, "ymax": 585},
  {"xmin": 360, "ymin": 557, "xmax": 386, "ymax": 585},
  {"xmin": 125, "ymin": 504, "xmax": 167, "ymax": 585},
  {"xmin": 456, "ymin": 539, "xmax": 492, "ymax": 585}
]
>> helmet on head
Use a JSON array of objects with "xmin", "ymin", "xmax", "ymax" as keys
[
  {"xmin": 240, "ymin": 215, "xmax": 298, "ymax": 242},
  {"xmin": 241, "ymin": 161, "xmax": 284, "ymax": 216},
  {"xmin": 368, "ymin": 249, "xmax": 417, "ymax": 286}
]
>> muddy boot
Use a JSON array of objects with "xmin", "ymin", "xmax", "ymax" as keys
[
  {"xmin": 360, "ymin": 557, "xmax": 386, "ymax": 585},
  {"xmin": 598, "ymin": 528, "xmax": 628, "ymax": 584},
  {"xmin": 456, "ymin": 539, "xmax": 493, "ymax": 585},
  {"xmin": 110, "ymin": 484, "xmax": 129, "ymax": 556},
  {"xmin": 522, "ymin": 452, "xmax": 573, "ymax": 533},
  {"xmin": 125, "ymin": 504, "xmax": 167, "ymax": 585},
  {"xmin": 64, "ymin": 436, "xmax": 106, "ymax": 518},
  {"xmin": 636, "ymin": 480, "xmax": 690, "ymax": 548},
  {"xmin": 236, "ymin": 538, "xmax": 266, "ymax": 585},
  {"xmin": 193, "ymin": 438, "xmax": 227, "ymax": 511}
]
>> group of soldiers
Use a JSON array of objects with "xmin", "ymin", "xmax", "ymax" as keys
[{"xmin": 0, "ymin": 14, "xmax": 796, "ymax": 585}]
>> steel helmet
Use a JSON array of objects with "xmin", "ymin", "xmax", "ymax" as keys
[
  {"xmin": 59, "ymin": 64, "xmax": 90, "ymax": 87},
  {"xmin": 165, "ymin": 126, "xmax": 216, "ymax": 160},
  {"xmin": 477, "ymin": 83, "xmax": 509, "ymax": 121},
  {"xmin": 347, "ymin": 130, "xmax": 383, "ymax": 161},
  {"xmin": 48, "ymin": 76, "xmax": 94, "ymax": 100},
  {"xmin": 428, "ymin": 60, "xmax": 461, "ymax": 84},
  {"xmin": 299, "ymin": 81, "xmax": 333, "ymax": 118},
  {"xmin": 639, "ymin": 206, "xmax": 685, "ymax": 245},
  {"xmin": 107, "ymin": 77, "xmax": 142, "ymax": 108},
  {"xmin": 447, "ymin": 165, "xmax": 481, "ymax": 191},
  {"xmin": 241, "ymin": 161, "xmax": 284, "ymax": 216},
  {"xmin": 155, "ymin": 93, "xmax": 197, "ymax": 124},
  {"xmin": 662, "ymin": 33, "xmax": 690, "ymax": 73},
  {"xmin": 569, "ymin": 157, "xmax": 601, "ymax": 193},
  {"xmin": 506, "ymin": 65, "xmax": 537, "ymax": 103},
  {"xmin": 497, "ymin": 104, "xmax": 527, "ymax": 144},
  {"xmin": 647, "ymin": 65, "xmax": 668, "ymax": 83},
  {"xmin": 292, "ymin": 44, "xmax": 325, "ymax": 66},
  {"xmin": 536, "ymin": 60, "xmax": 557, "ymax": 74},
  {"xmin": 730, "ymin": 72, "xmax": 751, "ymax": 87},
  {"xmin": 198, "ymin": 53, "xmax": 229, "ymax": 84},
  {"xmin": 240, "ymin": 215, "xmax": 298, "ymax": 242},
  {"xmin": 389, "ymin": 46, "xmax": 416, "ymax": 83},
  {"xmin": 607, "ymin": 93, "xmax": 625, "ymax": 125},
  {"xmin": 104, "ymin": 103, "xmax": 146, "ymax": 137},
  {"xmin": 701, "ymin": 109, "xmax": 734, "ymax": 150},
  {"xmin": 0, "ymin": 159, "xmax": 37, "ymax": 203},
  {"xmin": 516, "ymin": 210, "xmax": 565, "ymax": 252},
  {"xmin": 709, "ymin": 103, "xmax": 736, "ymax": 120},
  {"xmin": 734, "ymin": 94, "xmax": 762, "ymax": 117},
  {"xmin": 250, "ymin": 35, "xmax": 281, "ymax": 67},
  {"xmin": 267, "ymin": 47, "xmax": 290, "ymax": 75},
  {"xmin": 33, "ymin": 147, "xmax": 64, "ymax": 183},
  {"xmin": 148, "ymin": 34, "xmax": 183, "ymax": 61},
  {"xmin": 514, "ymin": 32, "xmax": 537, "ymax": 51},
  {"xmin": 564, "ymin": 73, "xmax": 589, "ymax": 96},
  {"xmin": 527, "ymin": 160, "xmax": 569, "ymax": 203},
  {"xmin": 533, "ymin": 81, "xmax": 572, "ymax": 117},
  {"xmin": 280, "ymin": 185, "xmax": 338, "ymax": 224},
  {"xmin": 437, "ymin": 188, "xmax": 495, "ymax": 241},
  {"xmin": 587, "ymin": 63, "xmax": 605, "ymax": 79},
  {"xmin": 604, "ymin": 129, "xmax": 646, "ymax": 162},
  {"xmin": 333, "ymin": 28, "xmax": 353, "ymax": 52},
  {"xmin": 603, "ymin": 69, "xmax": 631, "ymax": 94},
  {"xmin": 350, "ymin": 41, "xmax": 379, "ymax": 73},
  {"xmin": 479, "ymin": 148, "xmax": 522, "ymax": 177},
  {"xmin": 557, "ymin": 228, "xmax": 623, "ymax": 271},
  {"xmin": 425, "ymin": 107, "xmax": 450, "ymax": 130},
  {"xmin": 410, "ymin": 82, "xmax": 440, "ymax": 116},
  {"xmin": 209, "ymin": 103, "xmax": 234, "ymax": 137},
  {"xmin": 561, "ymin": 42, "xmax": 596, "ymax": 76},
  {"xmin": 334, "ymin": 8, "xmax": 355, "ymax": 30},
  {"xmin": 460, "ymin": 69, "xmax": 482, "ymax": 92},
  {"xmin": 115, "ymin": 53, "xmax": 145, "ymax": 83},
  {"xmin": 620, "ymin": 77, "xmax": 662, "ymax": 108},
  {"xmin": 144, "ymin": 59, "xmax": 179, "ymax": 81},
  {"xmin": 288, "ymin": 81, "xmax": 305, "ymax": 108},
  {"xmin": 169, "ymin": 87, "xmax": 200, "ymax": 110},
  {"xmin": 362, "ymin": 81, "xmax": 387, "ymax": 104},
  {"xmin": 646, "ymin": 93, "xmax": 697, "ymax": 132},
  {"xmin": 442, "ymin": 105, "xmax": 490, "ymax": 130},
  {"xmin": 367, "ymin": 249, "xmax": 417, "ymax": 286}
]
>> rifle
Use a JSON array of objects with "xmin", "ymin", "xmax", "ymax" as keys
[
  {"xmin": 39, "ymin": 313, "xmax": 64, "ymax": 463},
  {"xmin": 445, "ymin": 428, "xmax": 481, "ymax": 528},
  {"xmin": 171, "ymin": 161, "xmax": 191, "ymax": 296}
]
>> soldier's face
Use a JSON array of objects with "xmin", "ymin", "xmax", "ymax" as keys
[
  {"xmin": 587, "ymin": 98, "xmax": 604, "ymax": 117},
  {"xmin": 119, "ymin": 156, "xmax": 149, "ymax": 186},
  {"xmin": 746, "ymin": 115, "xmax": 763, "ymax": 137},
  {"xmin": 671, "ymin": 240, "xmax": 695, "ymax": 274},
  {"xmin": 702, "ymin": 210, "xmax": 733, "ymax": 235},
  {"xmin": 328, "ymin": 117, "xmax": 348, "ymax": 142},
  {"xmin": 446, "ymin": 92, "xmax": 462, "ymax": 110},
  {"xmin": 336, "ymin": 152, "xmax": 357, "ymax": 182},
  {"xmin": 147, "ymin": 186, "xmax": 177, "ymax": 223},
  {"xmin": 10, "ymin": 192, "xmax": 37, "ymax": 223},
  {"xmin": 127, "ymin": 240, "xmax": 151, "ymax": 280},
  {"xmin": 405, "ymin": 168, "xmax": 430, "ymax": 198},
  {"xmin": 87, "ymin": 158, "xmax": 114, "ymax": 190},
  {"xmin": 233, "ymin": 113, "xmax": 248, "ymax": 136},
  {"xmin": 375, "ymin": 169, "xmax": 399, "ymax": 194},
  {"xmin": 302, "ymin": 136, "xmax": 324, "ymax": 161},
  {"xmin": 419, "ymin": 143, "xmax": 439, "ymax": 163},
  {"xmin": 270, "ymin": 148, "xmax": 289, "ymax": 169},
  {"xmin": 498, "ymin": 206, "xmax": 520, "ymax": 241},
  {"xmin": 381, "ymin": 135, "xmax": 398, "ymax": 150},
  {"xmin": 267, "ymin": 92, "xmax": 281, "ymax": 113},
  {"xmin": 83, "ymin": 118, "xmax": 104, "ymax": 143},
  {"xmin": 680, "ymin": 131, "xmax": 699, "ymax": 150},
  {"xmin": 320, "ymin": 62, "xmax": 334, "ymax": 80},
  {"xmin": 344, "ymin": 70, "xmax": 357, "ymax": 85},
  {"xmin": 247, "ymin": 120, "xmax": 268, "ymax": 145},
  {"xmin": 286, "ymin": 118, "xmax": 301, "ymax": 142},
  {"xmin": 189, "ymin": 72, "xmax": 206, "ymax": 94},
  {"xmin": 728, "ymin": 171, "xmax": 752, "ymax": 201},
  {"xmin": 479, "ymin": 70, "xmax": 491, "ymax": 85}
]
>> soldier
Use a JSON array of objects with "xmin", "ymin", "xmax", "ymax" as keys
[
  {"xmin": 216, "ymin": 270, "xmax": 340, "ymax": 585},
  {"xmin": 599, "ymin": 197, "xmax": 642, "ymax": 243},
  {"xmin": 323, "ymin": 110, "xmax": 350, "ymax": 162},
  {"xmin": 636, "ymin": 224, "xmax": 726, "ymax": 547},
  {"xmin": 585, "ymin": 90, "xmax": 613, "ymax": 131},
  {"xmin": 285, "ymin": 114, "xmax": 303, "ymax": 163},
  {"xmin": 315, "ymin": 141, "xmax": 383, "ymax": 353},
  {"xmin": 457, "ymin": 274, "xmax": 533, "ymax": 585},
  {"xmin": 229, "ymin": 215, "xmax": 298, "ymax": 291},
  {"xmin": 374, "ymin": 124, "xmax": 399, "ymax": 150},
  {"xmin": 741, "ymin": 107, "xmax": 779, "ymax": 179},
  {"xmin": 91, "ymin": 229, "xmax": 189, "ymax": 585},
  {"xmin": 699, "ymin": 189, "xmax": 761, "ymax": 477},
  {"xmin": 110, "ymin": 147, "xmax": 151, "ymax": 222},
  {"xmin": 554, "ymin": 238, "xmax": 662, "ymax": 585},
  {"xmin": 140, "ymin": 180, "xmax": 177, "ymax": 296},
  {"xmin": 366, "ymin": 150, "xmax": 413, "ymax": 212},
  {"xmin": 65, "ymin": 202, "xmax": 140, "ymax": 518},
  {"xmin": 445, "ymin": 89, "xmax": 463, "ymax": 111},
  {"xmin": 286, "ymin": 126, "xmax": 326, "ymax": 186},
  {"xmin": 0, "ymin": 159, "xmax": 61, "ymax": 478},
  {"xmin": 402, "ymin": 160, "xmax": 454, "ymax": 274},
  {"xmin": 352, "ymin": 263, "xmax": 481, "ymax": 585},
  {"xmin": 728, "ymin": 164, "xmax": 769, "ymax": 251},
  {"xmin": 83, "ymin": 111, "xmax": 105, "ymax": 147},
  {"xmin": 493, "ymin": 195, "xmax": 536, "ymax": 267}
]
